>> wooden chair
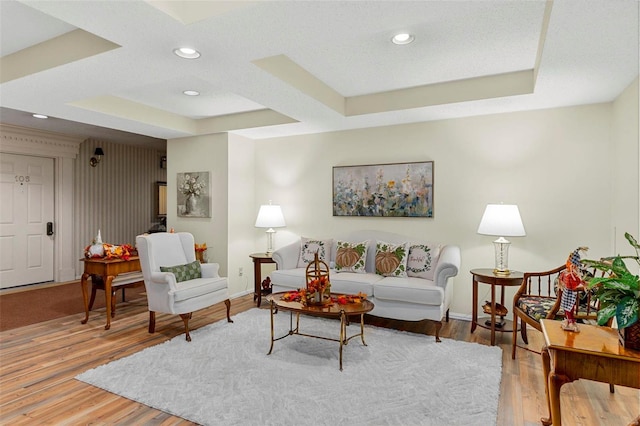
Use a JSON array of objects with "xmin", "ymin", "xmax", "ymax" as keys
[
  {"xmin": 511, "ymin": 265, "xmax": 600, "ymax": 359},
  {"xmin": 512, "ymin": 264, "xmax": 614, "ymax": 394}
]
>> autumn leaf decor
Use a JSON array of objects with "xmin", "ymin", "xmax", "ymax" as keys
[
  {"xmin": 280, "ymin": 289, "xmax": 367, "ymax": 305},
  {"xmin": 332, "ymin": 292, "xmax": 368, "ymax": 305}
]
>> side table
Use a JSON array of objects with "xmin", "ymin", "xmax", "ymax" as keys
[
  {"xmin": 250, "ymin": 253, "xmax": 276, "ymax": 307},
  {"xmin": 470, "ymin": 268, "xmax": 523, "ymax": 345}
]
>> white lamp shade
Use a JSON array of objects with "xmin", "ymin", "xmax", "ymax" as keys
[
  {"xmin": 254, "ymin": 204, "xmax": 286, "ymax": 228},
  {"xmin": 477, "ymin": 204, "xmax": 526, "ymax": 237}
]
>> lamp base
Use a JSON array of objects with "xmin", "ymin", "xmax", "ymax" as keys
[
  {"xmin": 265, "ymin": 228, "xmax": 276, "ymax": 256},
  {"xmin": 492, "ymin": 237, "xmax": 511, "ymax": 276}
]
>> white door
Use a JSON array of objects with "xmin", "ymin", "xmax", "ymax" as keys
[{"xmin": 0, "ymin": 153, "xmax": 55, "ymax": 288}]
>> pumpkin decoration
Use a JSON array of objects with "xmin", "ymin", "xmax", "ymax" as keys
[
  {"xmin": 335, "ymin": 240, "xmax": 368, "ymax": 272},
  {"xmin": 375, "ymin": 242, "xmax": 408, "ymax": 277},
  {"xmin": 376, "ymin": 251, "xmax": 401, "ymax": 275},
  {"xmin": 337, "ymin": 247, "xmax": 360, "ymax": 268}
]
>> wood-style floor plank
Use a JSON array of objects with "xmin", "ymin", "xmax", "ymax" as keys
[{"xmin": 1, "ymin": 294, "xmax": 638, "ymax": 425}]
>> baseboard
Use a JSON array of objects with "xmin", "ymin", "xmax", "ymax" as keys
[{"xmin": 449, "ymin": 312, "xmax": 472, "ymax": 321}]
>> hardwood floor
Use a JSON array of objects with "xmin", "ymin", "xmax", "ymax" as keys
[{"xmin": 1, "ymin": 294, "xmax": 638, "ymax": 425}]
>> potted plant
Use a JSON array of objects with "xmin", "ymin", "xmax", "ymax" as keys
[{"xmin": 582, "ymin": 232, "xmax": 640, "ymax": 349}]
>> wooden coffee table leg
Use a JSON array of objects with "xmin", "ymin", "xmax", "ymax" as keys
[
  {"xmin": 339, "ymin": 310, "xmax": 346, "ymax": 371},
  {"xmin": 268, "ymin": 300, "xmax": 275, "ymax": 355},
  {"xmin": 360, "ymin": 313, "xmax": 367, "ymax": 346}
]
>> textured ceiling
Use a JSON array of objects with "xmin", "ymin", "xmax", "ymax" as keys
[{"xmin": 0, "ymin": 0, "xmax": 638, "ymax": 147}]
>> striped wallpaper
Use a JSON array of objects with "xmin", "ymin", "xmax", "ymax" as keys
[{"xmin": 74, "ymin": 139, "xmax": 166, "ymax": 275}]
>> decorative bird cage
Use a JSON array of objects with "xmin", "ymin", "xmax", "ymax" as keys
[{"xmin": 305, "ymin": 252, "xmax": 331, "ymax": 305}]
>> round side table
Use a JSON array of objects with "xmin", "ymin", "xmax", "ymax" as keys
[
  {"xmin": 250, "ymin": 253, "xmax": 276, "ymax": 307},
  {"xmin": 470, "ymin": 268, "xmax": 524, "ymax": 346}
]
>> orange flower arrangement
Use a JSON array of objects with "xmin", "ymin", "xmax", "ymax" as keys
[{"xmin": 194, "ymin": 243, "xmax": 207, "ymax": 263}]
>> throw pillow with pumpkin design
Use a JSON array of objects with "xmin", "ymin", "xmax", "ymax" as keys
[
  {"xmin": 375, "ymin": 241, "xmax": 409, "ymax": 277},
  {"xmin": 335, "ymin": 240, "xmax": 369, "ymax": 273}
]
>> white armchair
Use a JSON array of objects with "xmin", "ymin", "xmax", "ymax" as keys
[{"xmin": 136, "ymin": 232, "xmax": 232, "ymax": 341}]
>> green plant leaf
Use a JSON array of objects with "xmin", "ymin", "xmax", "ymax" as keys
[
  {"xmin": 625, "ymin": 232, "xmax": 640, "ymax": 250},
  {"xmin": 596, "ymin": 303, "xmax": 617, "ymax": 326},
  {"xmin": 616, "ymin": 296, "xmax": 639, "ymax": 328}
]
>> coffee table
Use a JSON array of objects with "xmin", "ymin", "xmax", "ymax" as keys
[{"xmin": 266, "ymin": 291, "xmax": 374, "ymax": 370}]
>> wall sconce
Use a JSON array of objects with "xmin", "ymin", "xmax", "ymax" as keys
[
  {"xmin": 90, "ymin": 147, "xmax": 104, "ymax": 167},
  {"xmin": 160, "ymin": 156, "xmax": 167, "ymax": 169}
]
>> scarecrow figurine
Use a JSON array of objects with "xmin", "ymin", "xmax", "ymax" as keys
[{"xmin": 559, "ymin": 246, "xmax": 589, "ymax": 332}]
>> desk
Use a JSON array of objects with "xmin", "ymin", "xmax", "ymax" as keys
[
  {"xmin": 80, "ymin": 256, "xmax": 141, "ymax": 330},
  {"xmin": 470, "ymin": 268, "xmax": 523, "ymax": 345},
  {"xmin": 250, "ymin": 253, "xmax": 276, "ymax": 307},
  {"xmin": 540, "ymin": 319, "xmax": 640, "ymax": 426}
]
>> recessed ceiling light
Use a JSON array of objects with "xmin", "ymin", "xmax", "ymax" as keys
[
  {"xmin": 32, "ymin": 114, "xmax": 48, "ymax": 119},
  {"xmin": 173, "ymin": 47, "xmax": 201, "ymax": 59},
  {"xmin": 391, "ymin": 33, "xmax": 415, "ymax": 45},
  {"xmin": 183, "ymin": 90, "xmax": 200, "ymax": 96}
]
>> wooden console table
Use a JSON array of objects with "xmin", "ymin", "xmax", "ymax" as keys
[
  {"xmin": 540, "ymin": 319, "xmax": 640, "ymax": 425},
  {"xmin": 80, "ymin": 256, "xmax": 141, "ymax": 330}
]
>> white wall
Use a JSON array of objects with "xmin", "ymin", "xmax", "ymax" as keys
[
  {"xmin": 167, "ymin": 133, "xmax": 229, "ymax": 280},
  {"xmin": 253, "ymin": 103, "xmax": 619, "ymax": 318},
  {"xmin": 228, "ymin": 133, "xmax": 256, "ymax": 295},
  {"xmin": 611, "ymin": 76, "xmax": 640, "ymax": 261}
]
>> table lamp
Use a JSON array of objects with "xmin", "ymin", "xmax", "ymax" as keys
[
  {"xmin": 477, "ymin": 204, "xmax": 526, "ymax": 276},
  {"xmin": 255, "ymin": 201, "xmax": 286, "ymax": 255}
]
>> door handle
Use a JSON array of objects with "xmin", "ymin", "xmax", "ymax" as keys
[{"xmin": 47, "ymin": 222, "xmax": 54, "ymax": 236}]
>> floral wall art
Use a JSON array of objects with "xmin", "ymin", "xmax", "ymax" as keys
[
  {"xmin": 333, "ymin": 161, "xmax": 434, "ymax": 217},
  {"xmin": 177, "ymin": 171, "xmax": 211, "ymax": 218}
]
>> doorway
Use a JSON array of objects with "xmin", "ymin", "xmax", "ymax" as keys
[{"xmin": 0, "ymin": 153, "xmax": 55, "ymax": 288}]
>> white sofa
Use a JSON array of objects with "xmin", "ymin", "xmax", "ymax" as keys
[{"xmin": 271, "ymin": 230, "xmax": 460, "ymax": 341}]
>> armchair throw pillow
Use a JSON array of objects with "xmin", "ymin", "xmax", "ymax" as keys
[{"xmin": 160, "ymin": 260, "xmax": 202, "ymax": 282}]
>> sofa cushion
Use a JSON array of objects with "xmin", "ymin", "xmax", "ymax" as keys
[
  {"xmin": 328, "ymin": 272, "xmax": 380, "ymax": 297},
  {"xmin": 374, "ymin": 276, "xmax": 444, "ymax": 306},
  {"xmin": 335, "ymin": 240, "xmax": 369, "ymax": 273},
  {"xmin": 297, "ymin": 237, "xmax": 332, "ymax": 268},
  {"xmin": 375, "ymin": 241, "xmax": 408, "ymax": 277},
  {"xmin": 407, "ymin": 243, "xmax": 441, "ymax": 280},
  {"xmin": 160, "ymin": 260, "xmax": 201, "ymax": 282}
]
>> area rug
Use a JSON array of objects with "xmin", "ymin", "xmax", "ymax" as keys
[{"xmin": 77, "ymin": 309, "xmax": 502, "ymax": 426}]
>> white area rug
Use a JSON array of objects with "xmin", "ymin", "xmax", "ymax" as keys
[{"xmin": 77, "ymin": 309, "xmax": 502, "ymax": 426}]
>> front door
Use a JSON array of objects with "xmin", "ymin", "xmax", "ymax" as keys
[{"xmin": 0, "ymin": 153, "xmax": 55, "ymax": 288}]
